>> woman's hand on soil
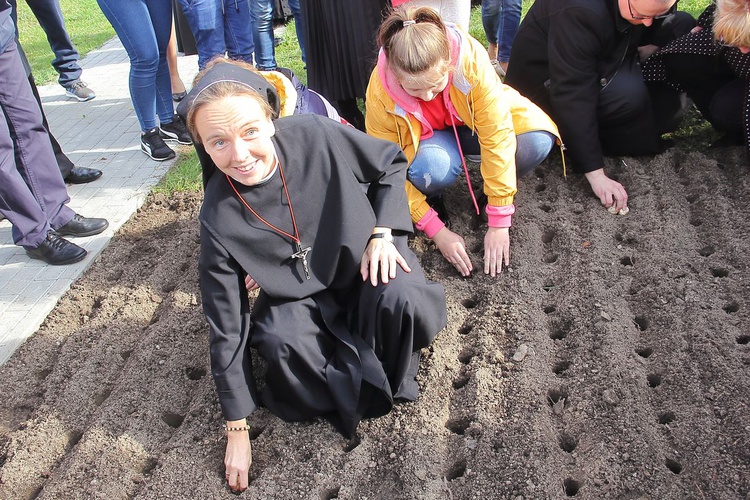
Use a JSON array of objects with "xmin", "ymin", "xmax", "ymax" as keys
[
  {"xmin": 361, "ymin": 236, "xmax": 411, "ymax": 286},
  {"xmin": 224, "ymin": 429, "xmax": 252, "ymax": 492},
  {"xmin": 484, "ymin": 227, "xmax": 510, "ymax": 277},
  {"xmin": 585, "ymin": 168, "xmax": 629, "ymax": 214},
  {"xmin": 433, "ymin": 227, "xmax": 472, "ymax": 277},
  {"xmin": 244, "ymin": 274, "xmax": 259, "ymax": 291}
]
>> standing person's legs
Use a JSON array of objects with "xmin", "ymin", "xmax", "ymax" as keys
[
  {"xmin": 175, "ymin": 0, "xmax": 224, "ymax": 70},
  {"xmin": 26, "ymin": 72, "xmax": 74, "ymax": 179},
  {"xmin": 286, "ymin": 0, "xmax": 305, "ymax": 63},
  {"xmin": 0, "ymin": 41, "xmax": 74, "ymax": 248},
  {"xmin": 167, "ymin": 21, "xmax": 187, "ymax": 99},
  {"xmin": 24, "ymin": 0, "xmax": 82, "ymax": 88},
  {"xmin": 96, "ymin": 0, "xmax": 163, "ymax": 131},
  {"xmin": 481, "ymin": 0, "xmax": 500, "ymax": 60},
  {"xmin": 223, "ymin": 0, "xmax": 255, "ymax": 65},
  {"xmin": 250, "ymin": 0, "xmax": 276, "ymax": 70},
  {"xmin": 496, "ymin": 0, "xmax": 521, "ymax": 68},
  {"xmin": 145, "ymin": 0, "xmax": 177, "ymax": 127}
]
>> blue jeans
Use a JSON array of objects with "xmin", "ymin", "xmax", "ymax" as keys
[
  {"xmin": 97, "ymin": 0, "xmax": 174, "ymax": 131},
  {"xmin": 176, "ymin": 0, "xmax": 255, "ymax": 70},
  {"xmin": 286, "ymin": 0, "xmax": 305, "ymax": 63},
  {"xmin": 407, "ymin": 128, "xmax": 555, "ymax": 197},
  {"xmin": 481, "ymin": 0, "xmax": 521, "ymax": 64},
  {"xmin": 250, "ymin": 0, "xmax": 276, "ymax": 70},
  {"xmin": 23, "ymin": 0, "xmax": 82, "ymax": 87}
]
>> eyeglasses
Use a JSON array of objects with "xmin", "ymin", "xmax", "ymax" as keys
[{"xmin": 627, "ymin": 0, "xmax": 677, "ymax": 20}]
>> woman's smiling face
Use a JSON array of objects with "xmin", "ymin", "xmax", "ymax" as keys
[{"xmin": 195, "ymin": 95, "xmax": 277, "ymax": 186}]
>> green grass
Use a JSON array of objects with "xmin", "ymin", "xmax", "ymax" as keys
[
  {"xmin": 152, "ymin": 151, "xmax": 203, "ymax": 195},
  {"xmin": 157, "ymin": 1, "xmax": 716, "ymax": 195},
  {"xmin": 15, "ymin": 0, "xmax": 114, "ymax": 85}
]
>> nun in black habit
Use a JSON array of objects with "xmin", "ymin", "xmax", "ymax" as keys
[{"xmin": 182, "ymin": 61, "xmax": 447, "ymax": 492}]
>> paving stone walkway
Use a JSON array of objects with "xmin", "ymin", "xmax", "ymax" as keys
[{"xmin": 0, "ymin": 37, "xmax": 199, "ymax": 365}]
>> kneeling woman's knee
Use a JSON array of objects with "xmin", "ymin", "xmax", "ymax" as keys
[
  {"xmin": 516, "ymin": 131, "xmax": 555, "ymax": 176},
  {"xmin": 408, "ymin": 132, "xmax": 463, "ymax": 195}
]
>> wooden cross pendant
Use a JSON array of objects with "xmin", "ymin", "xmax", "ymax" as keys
[{"xmin": 292, "ymin": 242, "xmax": 312, "ymax": 280}]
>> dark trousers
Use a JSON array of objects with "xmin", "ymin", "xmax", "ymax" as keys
[
  {"xmin": 23, "ymin": 0, "xmax": 82, "ymax": 87},
  {"xmin": 598, "ymin": 11, "xmax": 695, "ymax": 157},
  {"xmin": 662, "ymin": 53, "xmax": 743, "ymax": 136},
  {"xmin": 27, "ymin": 72, "xmax": 75, "ymax": 178},
  {"xmin": 0, "ymin": 40, "xmax": 74, "ymax": 248}
]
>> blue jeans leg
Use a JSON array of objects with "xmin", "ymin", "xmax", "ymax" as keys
[
  {"xmin": 224, "ymin": 0, "xmax": 255, "ymax": 64},
  {"xmin": 250, "ymin": 0, "xmax": 276, "ymax": 70},
  {"xmin": 176, "ymin": 0, "xmax": 224, "ymax": 70},
  {"xmin": 497, "ymin": 0, "xmax": 521, "ymax": 63},
  {"xmin": 481, "ymin": 0, "xmax": 500, "ymax": 46},
  {"xmin": 515, "ymin": 131, "xmax": 555, "ymax": 177},
  {"xmin": 97, "ymin": 0, "xmax": 174, "ymax": 130},
  {"xmin": 25, "ymin": 0, "xmax": 82, "ymax": 87},
  {"xmin": 407, "ymin": 129, "xmax": 464, "ymax": 197},
  {"xmin": 286, "ymin": 0, "xmax": 306, "ymax": 63},
  {"xmin": 408, "ymin": 128, "xmax": 555, "ymax": 197}
]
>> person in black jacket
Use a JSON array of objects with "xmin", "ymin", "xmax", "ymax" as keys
[{"xmin": 505, "ymin": 0, "xmax": 694, "ymax": 214}]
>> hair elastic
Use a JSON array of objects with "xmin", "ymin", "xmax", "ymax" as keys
[{"xmin": 403, "ymin": 20, "xmax": 416, "ymax": 27}]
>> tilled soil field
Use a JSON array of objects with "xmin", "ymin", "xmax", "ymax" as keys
[{"xmin": 0, "ymin": 146, "xmax": 748, "ymax": 499}]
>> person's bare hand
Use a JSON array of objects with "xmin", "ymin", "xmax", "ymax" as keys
[
  {"xmin": 484, "ymin": 227, "xmax": 510, "ymax": 277},
  {"xmin": 585, "ymin": 168, "xmax": 629, "ymax": 214},
  {"xmin": 224, "ymin": 427, "xmax": 252, "ymax": 493},
  {"xmin": 244, "ymin": 274, "xmax": 259, "ymax": 291},
  {"xmin": 432, "ymin": 227, "xmax": 472, "ymax": 277},
  {"xmin": 360, "ymin": 235, "xmax": 411, "ymax": 286}
]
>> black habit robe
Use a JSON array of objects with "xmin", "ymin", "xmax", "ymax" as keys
[{"xmin": 199, "ymin": 114, "xmax": 447, "ymax": 436}]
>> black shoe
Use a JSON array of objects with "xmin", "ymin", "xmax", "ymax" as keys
[
  {"xmin": 55, "ymin": 214, "xmax": 109, "ymax": 237},
  {"xmin": 66, "ymin": 166, "xmax": 103, "ymax": 184},
  {"xmin": 141, "ymin": 127, "xmax": 176, "ymax": 161},
  {"xmin": 159, "ymin": 115, "xmax": 192, "ymax": 145},
  {"xmin": 26, "ymin": 232, "xmax": 86, "ymax": 265},
  {"xmin": 426, "ymin": 195, "xmax": 451, "ymax": 228}
]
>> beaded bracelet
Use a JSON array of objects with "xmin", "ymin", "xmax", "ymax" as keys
[{"xmin": 224, "ymin": 424, "xmax": 251, "ymax": 432}]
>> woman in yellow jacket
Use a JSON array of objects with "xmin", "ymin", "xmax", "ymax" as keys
[{"xmin": 366, "ymin": 6, "xmax": 559, "ymax": 278}]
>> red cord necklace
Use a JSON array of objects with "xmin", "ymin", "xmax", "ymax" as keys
[{"xmin": 226, "ymin": 160, "xmax": 311, "ymax": 280}]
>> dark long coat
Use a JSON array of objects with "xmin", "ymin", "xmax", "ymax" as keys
[{"xmin": 199, "ymin": 115, "xmax": 447, "ymax": 436}]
